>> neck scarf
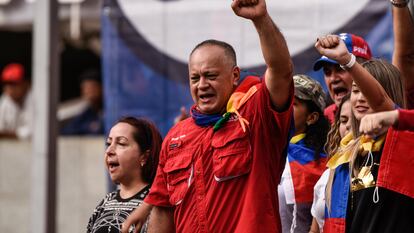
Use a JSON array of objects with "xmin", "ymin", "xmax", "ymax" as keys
[
  {"xmin": 327, "ymin": 132, "xmax": 385, "ymax": 169},
  {"xmin": 190, "ymin": 106, "xmax": 222, "ymax": 127},
  {"xmin": 191, "ymin": 75, "xmax": 261, "ymax": 132}
]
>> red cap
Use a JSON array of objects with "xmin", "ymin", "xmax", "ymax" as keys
[
  {"xmin": 346, "ymin": 33, "xmax": 372, "ymax": 60},
  {"xmin": 1, "ymin": 63, "xmax": 25, "ymax": 83}
]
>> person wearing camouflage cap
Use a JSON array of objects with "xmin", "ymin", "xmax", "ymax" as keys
[
  {"xmin": 294, "ymin": 74, "xmax": 326, "ymax": 112},
  {"xmin": 278, "ymin": 74, "xmax": 330, "ymax": 233}
]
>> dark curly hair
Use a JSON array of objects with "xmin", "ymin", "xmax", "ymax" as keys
[{"xmin": 298, "ymin": 99, "xmax": 330, "ymax": 159}]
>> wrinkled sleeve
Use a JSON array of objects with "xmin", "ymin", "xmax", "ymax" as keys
[
  {"xmin": 253, "ymin": 77, "xmax": 294, "ymax": 143},
  {"xmin": 396, "ymin": 109, "xmax": 414, "ymax": 131},
  {"xmin": 311, "ymin": 169, "xmax": 330, "ymax": 230}
]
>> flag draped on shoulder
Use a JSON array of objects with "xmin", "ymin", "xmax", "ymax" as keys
[
  {"xmin": 287, "ymin": 134, "xmax": 327, "ymax": 204},
  {"xmin": 377, "ymin": 128, "xmax": 414, "ymax": 199}
]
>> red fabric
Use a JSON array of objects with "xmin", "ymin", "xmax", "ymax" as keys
[
  {"xmin": 324, "ymin": 104, "xmax": 337, "ymax": 124},
  {"xmin": 377, "ymin": 127, "xmax": 414, "ymax": 198},
  {"xmin": 237, "ymin": 75, "xmax": 261, "ymax": 92},
  {"xmin": 289, "ymin": 159, "xmax": 327, "ymax": 203},
  {"xmin": 323, "ymin": 218, "xmax": 346, "ymax": 233},
  {"xmin": 397, "ymin": 109, "xmax": 414, "ymax": 131},
  {"xmin": 145, "ymin": 78, "xmax": 294, "ymax": 233}
]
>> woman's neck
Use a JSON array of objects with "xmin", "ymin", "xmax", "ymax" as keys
[{"xmin": 119, "ymin": 179, "xmax": 148, "ymax": 199}]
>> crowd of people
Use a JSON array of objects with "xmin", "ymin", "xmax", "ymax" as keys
[
  {"xmin": 0, "ymin": 65, "xmax": 103, "ymax": 138},
  {"xmin": 2, "ymin": 0, "xmax": 414, "ymax": 232},
  {"xmin": 89, "ymin": 0, "xmax": 414, "ymax": 232}
]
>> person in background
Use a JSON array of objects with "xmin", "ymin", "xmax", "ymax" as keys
[
  {"xmin": 61, "ymin": 69, "xmax": 103, "ymax": 135},
  {"xmin": 87, "ymin": 116, "xmax": 162, "ymax": 233},
  {"xmin": 278, "ymin": 74, "xmax": 329, "ymax": 233},
  {"xmin": 313, "ymin": 33, "xmax": 371, "ymax": 123},
  {"xmin": 309, "ymin": 94, "xmax": 351, "ymax": 233},
  {"xmin": 173, "ymin": 106, "xmax": 189, "ymax": 125},
  {"xmin": 0, "ymin": 63, "xmax": 32, "ymax": 139}
]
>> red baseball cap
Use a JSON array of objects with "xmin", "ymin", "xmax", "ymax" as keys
[{"xmin": 1, "ymin": 63, "xmax": 25, "ymax": 83}]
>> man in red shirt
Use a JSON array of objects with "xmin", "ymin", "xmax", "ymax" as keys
[
  {"xmin": 313, "ymin": 33, "xmax": 372, "ymax": 123},
  {"xmin": 126, "ymin": 0, "xmax": 294, "ymax": 232}
]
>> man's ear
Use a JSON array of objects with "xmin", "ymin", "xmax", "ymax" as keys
[
  {"xmin": 232, "ymin": 66, "xmax": 241, "ymax": 86},
  {"xmin": 306, "ymin": 112, "xmax": 320, "ymax": 126}
]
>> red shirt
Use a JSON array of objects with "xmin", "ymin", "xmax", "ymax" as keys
[
  {"xmin": 145, "ymin": 79, "xmax": 293, "ymax": 233},
  {"xmin": 324, "ymin": 104, "xmax": 337, "ymax": 124},
  {"xmin": 397, "ymin": 109, "xmax": 414, "ymax": 131}
]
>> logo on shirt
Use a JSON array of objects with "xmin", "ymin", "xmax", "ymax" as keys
[{"xmin": 169, "ymin": 134, "xmax": 186, "ymax": 150}]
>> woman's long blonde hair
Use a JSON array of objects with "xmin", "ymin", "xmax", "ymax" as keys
[{"xmin": 325, "ymin": 59, "xmax": 406, "ymax": 214}]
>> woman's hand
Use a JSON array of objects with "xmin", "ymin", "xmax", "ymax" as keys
[
  {"xmin": 359, "ymin": 110, "xmax": 399, "ymax": 138},
  {"xmin": 315, "ymin": 34, "xmax": 352, "ymax": 65},
  {"xmin": 121, "ymin": 202, "xmax": 153, "ymax": 233}
]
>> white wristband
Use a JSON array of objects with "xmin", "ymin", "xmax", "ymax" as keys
[{"xmin": 340, "ymin": 54, "xmax": 356, "ymax": 70}]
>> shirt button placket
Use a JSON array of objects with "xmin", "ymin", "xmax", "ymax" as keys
[{"xmin": 194, "ymin": 159, "xmax": 208, "ymax": 233}]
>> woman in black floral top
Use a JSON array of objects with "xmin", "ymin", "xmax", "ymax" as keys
[{"xmin": 87, "ymin": 117, "xmax": 162, "ymax": 233}]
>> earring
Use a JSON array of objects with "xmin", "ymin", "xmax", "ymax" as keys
[{"xmin": 140, "ymin": 162, "xmax": 145, "ymax": 167}]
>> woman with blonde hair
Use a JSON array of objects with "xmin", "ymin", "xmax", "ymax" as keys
[
  {"xmin": 315, "ymin": 35, "xmax": 414, "ymax": 233},
  {"xmin": 309, "ymin": 94, "xmax": 352, "ymax": 233}
]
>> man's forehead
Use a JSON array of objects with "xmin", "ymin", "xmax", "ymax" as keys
[
  {"xmin": 189, "ymin": 51, "xmax": 228, "ymax": 66},
  {"xmin": 190, "ymin": 44, "xmax": 226, "ymax": 58}
]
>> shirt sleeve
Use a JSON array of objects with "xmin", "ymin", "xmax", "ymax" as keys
[
  {"xmin": 145, "ymin": 141, "xmax": 173, "ymax": 207},
  {"xmin": 311, "ymin": 169, "xmax": 329, "ymax": 230},
  {"xmin": 254, "ymin": 77, "xmax": 294, "ymax": 142}
]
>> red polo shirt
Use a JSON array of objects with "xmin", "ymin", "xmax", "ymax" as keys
[{"xmin": 145, "ymin": 78, "xmax": 293, "ymax": 233}]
